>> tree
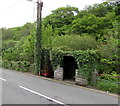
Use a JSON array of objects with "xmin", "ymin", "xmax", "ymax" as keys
[
  {"xmin": 42, "ymin": 24, "xmax": 53, "ymax": 49},
  {"xmin": 2, "ymin": 28, "xmax": 15, "ymax": 41},
  {"xmin": 43, "ymin": 6, "xmax": 79, "ymax": 35},
  {"xmin": 72, "ymin": 14, "xmax": 98, "ymax": 35},
  {"xmin": 97, "ymin": 37, "xmax": 119, "ymax": 73},
  {"xmin": 2, "ymin": 40, "xmax": 19, "ymax": 61},
  {"xmin": 20, "ymin": 33, "xmax": 35, "ymax": 63},
  {"xmin": 13, "ymin": 23, "xmax": 35, "ymax": 40},
  {"xmin": 85, "ymin": 2, "xmax": 114, "ymax": 17}
]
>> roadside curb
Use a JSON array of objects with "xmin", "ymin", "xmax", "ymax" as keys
[{"xmin": 24, "ymin": 72, "xmax": 119, "ymax": 98}]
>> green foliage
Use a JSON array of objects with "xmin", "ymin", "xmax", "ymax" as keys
[
  {"xmin": 2, "ymin": 60, "xmax": 31, "ymax": 72},
  {"xmin": 12, "ymin": 23, "xmax": 35, "ymax": 40},
  {"xmin": 43, "ymin": 6, "xmax": 79, "ymax": 35},
  {"xmin": 2, "ymin": 2, "xmax": 118, "ymax": 65},
  {"xmin": 72, "ymin": 14, "xmax": 98, "ymax": 35},
  {"xmin": 0, "ymin": 60, "xmax": 2, "ymax": 68},
  {"xmin": 72, "ymin": 12, "xmax": 116, "ymax": 38},
  {"xmin": 97, "ymin": 37, "xmax": 119, "ymax": 73},
  {"xmin": 73, "ymin": 50, "xmax": 99, "ymax": 80},
  {"xmin": 1, "ymin": 2, "xmax": 119, "ymax": 94},
  {"xmin": 96, "ymin": 71, "xmax": 120, "ymax": 94},
  {"xmin": 41, "ymin": 49, "xmax": 50, "ymax": 70},
  {"xmin": 96, "ymin": 81, "xmax": 119, "ymax": 94},
  {"xmin": 85, "ymin": 2, "xmax": 114, "ymax": 17},
  {"xmin": 29, "ymin": 63, "xmax": 35, "ymax": 74},
  {"xmin": 52, "ymin": 35, "xmax": 97, "ymax": 51},
  {"xmin": 2, "ymin": 40, "xmax": 18, "ymax": 50},
  {"xmin": 98, "ymin": 38, "xmax": 118, "ymax": 59},
  {"xmin": 50, "ymin": 49, "xmax": 64, "ymax": 71},
  {"xmin": 2, "ymin": 40, "xmax": 19, "ymax": 61},
  {"xmin": 42, "ymin": 24, "xmax": 53, "ymax": 49},
  {"xmin": 2, "ymin": 25, "xmax": 36, "ymax": 63},
  {"xmin": 99, "ymin": 71, "xmax": 119, "ymax": 82},
  {"xmin": 20, "ymin": 31, "xmax": 35, "ymax": 63},
  {"xmin": 50, "ymin": 49, "xmax": 99, "ymax": 81},
  {"xmin": 2, "ymin": 29, "xmax": 15, "ymax": 41}
]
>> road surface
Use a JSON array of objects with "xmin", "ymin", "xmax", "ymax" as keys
[{"xmin": 0, "ymin": 68, "xmax": 119, "ymax": 105}]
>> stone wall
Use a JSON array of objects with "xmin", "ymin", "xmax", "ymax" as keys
[
  {"xmin": 54, "ymin": 66, "xmax": 63, "ymax": 80},
  {"xmin": 75, "ymin": 69, "xmax": 88, "ymax": 86},
  {"xmin": 75, "ymin": 77, "xmax": 88, "ymax": 86},
  {"xmin": 91, "ymin": 69, "xmax": 98, "ymax": 84},
  {"xmin": 54, "ymin": 67, "xmax": 95, "ymax": 86}
]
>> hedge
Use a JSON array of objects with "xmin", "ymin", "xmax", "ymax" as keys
[{"xmin": 2, "ymin": 60, "xmax": 31, "ymax": 72}]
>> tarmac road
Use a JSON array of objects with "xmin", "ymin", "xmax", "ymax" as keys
[{"xmin": 0, "ymin": 68, "xmax": 119, "ymax": 105}]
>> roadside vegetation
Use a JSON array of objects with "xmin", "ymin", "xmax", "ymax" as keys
[{"xmin": 1, "ymin": 1, "xmax": 120, "ymax": 93}]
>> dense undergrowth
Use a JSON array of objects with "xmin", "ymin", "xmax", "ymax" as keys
[{"xmin": 1, "ymin": 1, "xmax": 120, "ymax": 93}]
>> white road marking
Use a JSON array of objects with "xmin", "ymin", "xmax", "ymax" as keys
[
  {"xmin": 0, "ymin": 78, "xmax": 6, "ymax": 81},
  {"xmin": 19, "ymin": 85, "xmax": 65, "ymax": 105}
]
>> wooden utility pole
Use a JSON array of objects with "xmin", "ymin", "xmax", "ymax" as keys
[{"xmin": 35, "ymin": 0, "xmax": 43, "ymax": 75}]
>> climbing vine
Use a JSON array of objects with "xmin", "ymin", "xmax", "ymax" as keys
[{"xmin": 50, "ymin": 49, "xmax": 99, "ymax": 80}]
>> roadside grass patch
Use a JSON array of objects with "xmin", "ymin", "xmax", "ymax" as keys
[{"xmin": 96, "ymin": 80, "xmax": 120, "ymax": 94}]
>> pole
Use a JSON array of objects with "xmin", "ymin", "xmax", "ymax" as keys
[{"xmin": 35, "ymin": 0, "xmax": 43, "ymax": 75}]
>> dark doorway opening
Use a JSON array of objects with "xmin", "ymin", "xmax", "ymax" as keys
[{"xmin": 63, "ymin": 56, "xmax": 78, "ymax": 80}]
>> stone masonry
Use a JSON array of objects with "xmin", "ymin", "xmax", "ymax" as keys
[{"xmin": 54, "ymin": 66, "xmax": 63, "ymax": 80}]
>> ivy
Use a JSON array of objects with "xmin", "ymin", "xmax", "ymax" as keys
[{"xmin": 50, "ymin": 49, "xmax": 99, "ymax": 80}]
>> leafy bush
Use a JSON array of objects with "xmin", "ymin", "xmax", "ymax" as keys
[
  {"xmin": 51, "ymin": 35, "xmax": 97, "ymax": 51},
  {"xmin": 0, "ymin": 60, "xmax": 2, "ymax": 67},
  {"xmin": 29, "ymin": 63, "xmax": 35, "ymax": 74},
  {"xmin": 11, "ymin": 61, "xmax": 18, "ymax": 70},
  {"xmin": 50, "ymin": 49, "xmax": 64, "ymax": 71},
  {"xmin": 1, "ymin": 2, "xmax": 119, "ymax": 93},
  {"xmin": 2, "ymin": 60, "xmax": 31, "ymax": 72},
  {"xmin": 99, "ymin": 71, "xmax": 119, "ymax": 82},
  {"xmin": 96, "ymin": 71, "xmax": 120, "ymax": 93},
  {"xmin": 97, "ymin": 38, "xmax": 119, "ymax": 74},
  {"xmin": 2, "ymin": 60, "xmax": 10, "ymax": 68},
  {"xmin": 96, "ymin": 81, "xmax": 119, "ymax": 94},
  {"xmin": 73, "ymin": 50, "xmax": 99, "ymax": 80}
]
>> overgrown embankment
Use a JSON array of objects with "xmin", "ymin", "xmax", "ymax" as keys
[{"xmin": 1, "ymin": 1, "xmax": 119, "ymax": 93}]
